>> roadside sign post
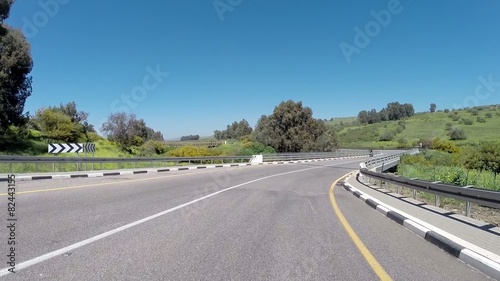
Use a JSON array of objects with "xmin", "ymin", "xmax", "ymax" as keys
[{"xmin": 48, "ymin": 143, "xmax": 83, "ymax": 172}]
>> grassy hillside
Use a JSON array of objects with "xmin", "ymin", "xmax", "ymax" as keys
[
  {"xmin": 335, "ymin": 105, "xmax": 500, "ymax": 148},
  {"xmin": 325, "ymin": 117, "xmax": 357, "ymax": 126}
]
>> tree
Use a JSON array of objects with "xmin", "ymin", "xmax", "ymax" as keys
[
  {"xmin": 253, "ymin": 100, "xmax": 336, "ymax": 152},
  {"xmin": 430, "ymin": 103, "xmax": 437, "ymax": 113},
  {"xmin": 0, "ymin": 0, "xmax": 33, "ymax": 141},
  {"xmin": 101, "ymin": 112, "xmax": 163, "ymax": 149},
  {"xmin": 101, "ymin": 113, "xmax": 136, "ymax": 148},
  {"xmin": 214, "ymin": 119, "xmax": 253, "ymax": 140},
  {"xmin": 34, "ymin": 108, "xmax": 80, "ymax": 142},
  {"xmin": 30, "ymin": 102, "xmax": 95, "ymax": 142},
  {"xmin": 180, "ymin": 135, "xmax": 200, "ymax": 141},
  {"xmin": 357, "ymin": 110, "xmax": 369, "ymax": 124}
]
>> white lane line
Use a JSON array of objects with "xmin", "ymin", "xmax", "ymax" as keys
[{"xmin": 0, "ymin": 166, "xmax": 321, "ymax": 277}]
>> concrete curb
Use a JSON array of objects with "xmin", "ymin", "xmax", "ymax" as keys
[
  {"xmin": 341, "ymin": 174, "xmax": 500, "ymax": 280},
  {"xmin": 0, "ymin": 156, "xmax": 367, "ymax": 182}
]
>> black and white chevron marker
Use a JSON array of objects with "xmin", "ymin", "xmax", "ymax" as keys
[
  {"xmin": 83, "ymin": 143, "xmax": 96, "ymax": 153},
  {"xmin": 48, "ymin": 143, "xmax": 83, "ymax": 154}
]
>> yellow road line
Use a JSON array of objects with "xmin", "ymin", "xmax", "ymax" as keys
[
  {"xmin": 329, "ymin": 172, "xmax": 393, "ymax": 281},
  {"xmin": 0, "ymin": 169, "xmax": 219, "ymax": 196}
]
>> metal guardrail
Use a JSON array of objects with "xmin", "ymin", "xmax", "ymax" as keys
[
  {"xmin": 0, "ymin": 155, "xmax": 251, "ymax": 163},
  {"xmin": 358, "ymin": 149, "xmax": 500, "ymax": 215},
  {"xmin": 0, "ymin": 155, "xmax": 253, "ymax": 173},
  {"xmin": 263, "ymin": 150, "xmax": 370, "ymax": 161},
  {"xmin": 0, "ymin": 150, "xmax": 372, "ymax": 173}
]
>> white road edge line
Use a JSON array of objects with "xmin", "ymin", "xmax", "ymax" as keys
[{"xmin": 0, "ymin": 166, "xmax": 321, "ymax": 277}]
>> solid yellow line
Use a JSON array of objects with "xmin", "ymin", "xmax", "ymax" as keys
[
  {"xmin": 329, "ymin": 172, "xmax": 393, "ymax": 281},
  {"xmin": 0, "ymin": 169, "xmax": 218, "ymax": 196}
]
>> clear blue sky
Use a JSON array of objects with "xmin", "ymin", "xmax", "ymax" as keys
[{"xmin": 6, "ymin": 0, "xmax": 500, "ymax": 139}]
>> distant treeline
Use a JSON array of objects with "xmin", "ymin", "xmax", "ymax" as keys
[
  {"xmin": 180, "ymin": 135, "xmax": 200, "ymax": 141},
  {"xmin": 357, "ymin": 102, "xmax": 415, "ymax": 124}
]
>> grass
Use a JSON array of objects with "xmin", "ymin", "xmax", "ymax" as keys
[
  {"xmin": 334, "ymin": 106, "xmax": 500, "ymax": 148},
  {"xmin": 397, "ymin": 163, "xmax": 500, "ymax": 191},
  {"xmin": 325, "ymin": 117, "xmax": 357, "ymax": 126}
]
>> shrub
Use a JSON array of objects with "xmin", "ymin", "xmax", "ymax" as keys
[
  {"xmin": 449, "ymin": 128, "xmax": 467, "ymax": 141},
  {"xmin": 452, "ymin": 115, "xmax": 460, "ymax": 121},
  {"xmin": 433, "ymin": 138, "xmax": 460, "ymax": 153},
  {"xmin": 485, "ymin": 113, "xmax": 493, "ymax": 118},
  {"xmin": 445, "ymin": 123, "xmax": 453, "ymax": 131},
  {"xmin": 379, "ymin": 131, "xmax": 395, "ymax": 141},
  {"xmin": 444, "ymin": 109, "xmax": 450, "ymax": 113},
  {"xmin": 462, "ymin": 118, "xmax": 473, "ymax": 125},
  {"xmin": 477, "ymin": 117, "xmax": 486, "ymax": 123},
  {"xmin": 396, "ymin": 137, "xmax": 408, "ymax": 148},
  {"xmin": 470, "ymin": 109, "xmax": 479, "ymax": 115}
]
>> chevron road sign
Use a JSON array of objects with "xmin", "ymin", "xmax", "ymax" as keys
[
  {"xmin": 48, "ymin": 143, "xmax": 83, "ymax": 154},
  {"xmin": 83, "ymin": 143, "xmax": 96, "ymax": 153}
]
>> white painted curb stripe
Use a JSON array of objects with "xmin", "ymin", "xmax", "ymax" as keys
[
  {"xmin": 459, "ymin": 249, "xmax": 500, "ymax": 280},
  {"xmin": 403, "ymin": 219, "xmax": 429, "ymax": 239}
]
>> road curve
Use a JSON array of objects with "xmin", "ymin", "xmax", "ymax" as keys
[{"xmin": 0, "ymin": 158, "xmax": 491, "ymax": 280}]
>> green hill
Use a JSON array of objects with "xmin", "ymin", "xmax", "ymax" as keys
[{"xmin": 335, "ymin": 105, "xmax": 500, "ymax": 149}]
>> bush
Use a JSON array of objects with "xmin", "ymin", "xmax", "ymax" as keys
[
  {"xmin": 433, "ymin": 138, "xmax": 460, "ymax": 153},
  {"xmin": 379, "ymin": 131, "xmax": 395, "ymax": 141},
  {"xmin": 449, "ymin": 128, "xmax": 467, "ymax": 141},
  {"xmin": 485, "ymin": 113, "xmax": 493, "ymax": 118},
  {"xmin": 139, "ymin": 140, "xmax": 169, "ymax": 155},
  {"xmin": 444, "ymin": 109, "xmax": 450, "ymax": 113},
  {"xmin": 445, "ymin": 123, "xmax": 453, "ymax": 131},
  {"xmin": 451, "ymin": 115, "xmax": 460, "ymax": 121},
  {"xmin": 477, "ymin": 117, "xmax": 486, "ymax": 123},
  {"xmin": 168, "ymin": 146, "xmax": 222, "ymax": 157},
  {"xmin": 462, "ymin": 118, "xmax": 473, "ymax": 125},
  {"xmin": 396, "ymin": 137, "xmax": 409, "ymax": 148}
]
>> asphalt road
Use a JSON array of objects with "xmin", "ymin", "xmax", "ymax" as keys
[{"xmin": 0, "ymin": 158, "xmax": 492, "ymax": 280}]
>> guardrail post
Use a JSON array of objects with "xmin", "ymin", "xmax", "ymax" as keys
[
  {"xmin": 435, "ymin": 195, "xmax": 440, "ymax": 207},
  {"xmin": 466, "ymin": 202, "xmax": 471, "ymax": 217},
  {"xmin": 413, "ymin": 189, "xmax": 417, "ymax": 199}
]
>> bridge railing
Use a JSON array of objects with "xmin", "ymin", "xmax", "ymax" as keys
[{"xmin": 358, "ymin": 149, "xmax": 500, "ymax": 215}]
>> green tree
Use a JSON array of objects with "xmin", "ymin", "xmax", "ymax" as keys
[
  {"xmin": 101, "ymin": 112, "xmax": 163, "ymax": 149},
  {"xmin": 430, "ymin": 103, "xmax": 437, "ymax": 113},
  {"xmin": 357, "ymin": 110, "xmax": 369, "ymax": 124},
  {"xmin": 31, "ymin": 102, "xmax": 95, "ymax": 142},
  {"xmin": 0, "ymin": 0, "xmax": 33, "ymax": 142},
  {"xmin": 214, "ymin": 119, "xmax": 253, "ymax": 140},
  {"xmin": 0, "ymin": 0, "xmax": 14, "ymax": 22},
  {"xmin": 253, "ymin": 100, "xmax": 336, "ymax": 152},
  {"xmin": 34, "ymin": 108, "xmax": 80, "ymax": 142}
]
